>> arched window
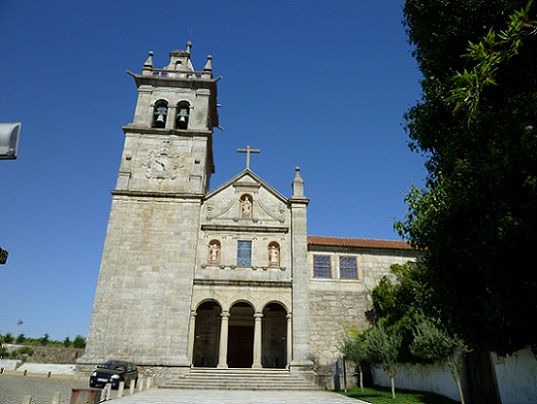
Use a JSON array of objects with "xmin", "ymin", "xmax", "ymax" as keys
[
  {"xmin": 240, "ymin": 194, "xmax": 253, "ymax": 219},
  {"xmin": 152, "ymin": 100, "xmax": 168, "ymax": 128},
  {"xmin": 176, "ymin": 101, "xmax": 190, "ymax": 129},
  {"xmin": 208, "ymin": 240, "xmax": 221, "ymax": 265},
  {"xmin": 268, "ymin": 242, "xmax": 280, "ymax": 267}
]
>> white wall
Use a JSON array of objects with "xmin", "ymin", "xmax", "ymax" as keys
[
  {"xmin": 372, "ymin": 363, "xmax": 462, "ymax": 402},
  {"xmin": 372, "ymin": 347, "xmax": 537, "ymax": 404},
  {"xmin": 493, "ymin": 347, "xmax": 537, "ymax": 404}
]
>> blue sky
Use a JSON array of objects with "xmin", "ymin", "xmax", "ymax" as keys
[{"xmin": 0, "ymin": 1, "xmax": 425, "ymax": 340}]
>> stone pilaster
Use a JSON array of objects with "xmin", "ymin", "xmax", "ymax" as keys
[
  {"xmin": 187, "ymin": 311, "xmax": 197, "ymax": 364},
  {"xmin": 289, "ymin": 167, "xmax": 312, "ymax": 371}
]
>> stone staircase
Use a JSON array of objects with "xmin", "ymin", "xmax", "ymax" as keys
[{"xmin": 159, "ymin": 368, "xmax": 320, "ymax": 390}]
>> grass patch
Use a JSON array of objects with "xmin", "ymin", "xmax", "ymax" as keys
[{"xmin": 340, "ymin": 386, "xmax": 459, "ymax": 404}]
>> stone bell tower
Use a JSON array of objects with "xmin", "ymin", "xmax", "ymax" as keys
[{"xmin": 80, "ymin": 42, "xmax": 219, "ymax": 368}]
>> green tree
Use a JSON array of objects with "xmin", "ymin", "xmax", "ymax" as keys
[
  {"xmin": 410, "ymin": 315, "xmax": 469, "ymax": 404},
  {"xmin": 371, "ymin": 262, "xmax": 434, "ymax": 363},
  {"xmin": 15, "ymin": 334, "xmax": 26, "ymax": 344},
  {"xmin": 63, "ymin": 336, "xmax": 71, "ymax": 347},
  {"xmin": 400, "ymin": 0, "xmax": 537, "ymax": 355},
  {"xmin": 3, "ymin": 333, "xmax": 14, "ymax": 344},
  {"xmin": 338, "ymin": 326, "xmax": 368, "ymax": 392},
  {"xmin": 39, "ymin": 333, "xmax": 49, "ymax": 346},
  {"xmin": 364, "ymin": 324, "xmax": 402, "ymax": 399},
  {"xmin": 72, "ymin": 335, "xmax": 86, "ymax": 349}
]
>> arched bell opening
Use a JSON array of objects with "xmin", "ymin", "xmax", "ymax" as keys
[
  {"xmin": 176, "ymin": 101, "xmax": 190, "ymax": 130},
  {"xmin": 227, "ymin": 301, "xmax": 255, "ymax": 368},
  {"xmin": 152, "ymin": 100, "xmax": 168, "ymax": 128},
  {"xmin": 192, "ymin": 300, "xmax": 221, "ymax": 367},
  {"xmin": 262, "ymin": 302, "xmax": 287, "ymax": 369}
]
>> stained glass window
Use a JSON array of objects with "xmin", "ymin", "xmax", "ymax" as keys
[{"xmin": 237, "ymin": 240, "xmax": 252, "ymax": 267}]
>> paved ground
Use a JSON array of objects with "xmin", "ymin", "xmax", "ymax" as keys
[
  {"xmin": 0, "ymin": 373, "xmax": 87, "ymax": 404},
  {"xmin": 0, "ymin": 373, "xmax": 367, "ymax": 404},
  {"xmin": 112, "ymin": 388, "xmax": 368, "ymax": 404}
]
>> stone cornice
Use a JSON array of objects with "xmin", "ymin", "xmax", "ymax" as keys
[
  {"xmin": 111, "ymin": 190, "xmax": 205, "ymax": 200},
  {"xmin": 200, "ymin": 224, "xmax": 289, "ymax": 233},
  {"xmin": 288, "ymin": 197, "xmax": 309, "ymax": 206},
  {"xmin": 122, "ymin": 125, "xmax": 212, "ymax": 138},
  {"xmin": 194, "ymin": 279, "xmax": 292, "ymax": 288}
]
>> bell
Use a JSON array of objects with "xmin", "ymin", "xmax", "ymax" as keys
[
  {"xmin": 154, "ymin": 106, "xmax": 167, "ymax": 128},
  {"xmin": 177, "ymin": 108, "xmax": 189, "ymax": 129},
  {"xmin": 156, "ymin": 113, "xmax": 166, "ymax": 124}
]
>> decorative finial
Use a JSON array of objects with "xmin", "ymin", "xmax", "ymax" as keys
[
  {"xmin": 186, "ymin": 41, "xmax": 193, "ymax": 54},
  {"xmin": 143, "ymin": 51, "xmax": 154, "ymax": 69},
  {"xmin": 204, "ymin": 55, "xmax": 213, "ymax": 72},
  {"xmin": 292, "ymin": 166, "xmax": 305, "ymax": 198}
]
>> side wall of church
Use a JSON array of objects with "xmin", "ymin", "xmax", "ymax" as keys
[
  {"xmin": 307, "ymin": 248, "xmax": 417, "ymax": 386},
  {"xmin": 82, "ymin": 196, "xmax": 201, "ymax": 366}
]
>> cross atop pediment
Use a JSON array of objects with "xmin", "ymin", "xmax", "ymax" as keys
[{"xmin": 237, "ymin": 145, "xmax": 260, "ymax": 170}]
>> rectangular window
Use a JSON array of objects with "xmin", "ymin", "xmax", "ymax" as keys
[
  {"xmin": 313, "ymin": 255, "xmax": 332, "ymax": 278},
  {"xmin": 237, "ymin": 240, "xmax": 252, "ymax": 267},
  {"xmin": 339, "ymin": 256, "xmax": 358, "ymax": 279}
]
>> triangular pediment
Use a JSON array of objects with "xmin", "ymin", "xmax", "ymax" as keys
[
  {"xmin": 205, "ymin": 169, "xmax": 288, "ymax": 203},
  {"xmin": 202, "ymin": 169, "xmax": 289, "ymax": 226}
]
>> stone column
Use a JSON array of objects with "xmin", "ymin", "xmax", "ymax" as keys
[
  {"xmin": 217, "ymin": 311, "xmax": 230, "ymax": 368},
  {"xmin": 166, "ymin": 105, "xmax": 176, "ymax": 129},
  {"xmin": 187, "ymin": 311, "xmax": 197, "ymax": 365},
  {"xmin": 252, "ymin": 313, "xmax": 263, "ymax": 368},
  {"xmin": 286, "ymin": 313, "xmax": 293, "ymax": 368}
]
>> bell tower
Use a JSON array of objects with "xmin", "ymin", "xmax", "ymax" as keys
[
  {"xmin": 117, "ymin": 41, "xmax": 218, "ymax": 195},
  {"xmin": 80, "ymin": 43, "xmax": 219, "ymax": 370}
]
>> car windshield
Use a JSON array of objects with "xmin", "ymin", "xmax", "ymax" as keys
[{"xmin": 97, "ymin": 361, "xmax": 126, "ymax": 370}]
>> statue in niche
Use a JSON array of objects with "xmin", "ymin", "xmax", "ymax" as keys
[
  {"xmin": 269, "ymin": 243, "xmax": 280, "ymax": 267},
  {"xmin": 240, "ymin": 195, "xmax": 253, "ymax": 219},
  {"xmin": 208, "ymin": 241, "xmax": 220, "ymax": 265}
]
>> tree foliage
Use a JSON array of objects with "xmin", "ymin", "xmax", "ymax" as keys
[
  {"xmin": 338, "ymin": 326, "xmax": 368, "ymax": 391},
  {"xmin": 371, "ymin": 263, "xmax": 434, "ymax": 363},
  {"xmin": 400, "ymin": 0, "xmax": 537, "ymax": 355},
  {"xmin": 364, "ymin": 324, "xmax": 402, "ymax": 399},
  {"xmin": 411, "ymin": 316, "xmax": 469, "ymax": 404}
]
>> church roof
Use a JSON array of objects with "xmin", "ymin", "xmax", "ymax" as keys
[{"xmin": 307, "ymin": 235, "xmax": 412, "ymax": 251}]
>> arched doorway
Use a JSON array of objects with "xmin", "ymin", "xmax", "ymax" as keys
[
  {"xmin": 227, "ymin": 302, "xmax": 254, "ymax": 368},
  {"xmin": 192, "ymin": 300, "xmax": 221, "ymax": 367},
  {"xmin": 262, "ymin": 302, "xmax": 287, "ymax": 368}
]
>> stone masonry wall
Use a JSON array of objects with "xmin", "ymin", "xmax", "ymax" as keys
[{"xmin": 307, "ymin": 247, "xmax": 417, "ymax": 382}]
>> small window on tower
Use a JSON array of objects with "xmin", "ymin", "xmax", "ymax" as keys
[
  {"xmin": 152, "ymin": 100, "xmax": 168, "ymax": 128},
  {"xmin": 176, "ymin": 101, "xmax": 190, "ymax": 130}
]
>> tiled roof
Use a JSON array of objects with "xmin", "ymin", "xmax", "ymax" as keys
[{"xmin": 307, "ymin": 235, "xmax": 412, "ymax": 250}]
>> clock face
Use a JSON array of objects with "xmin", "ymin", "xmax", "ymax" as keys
[{"xmin": 143, "ymin": 151, "xmax": 181, "ymax": 181}]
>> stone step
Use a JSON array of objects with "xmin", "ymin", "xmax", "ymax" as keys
[{"xmin": 159, "ymin": 368, "xmax": 320, "ymax": 391}]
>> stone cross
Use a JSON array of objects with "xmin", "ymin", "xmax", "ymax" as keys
[{"xmin": 237, "ymin": 145, "xmax": 260, "ymax": 170}]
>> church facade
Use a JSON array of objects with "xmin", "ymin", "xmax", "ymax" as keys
[{"xmin": 79, "ymin": 43, "xmax": 417, "ymax": 386}]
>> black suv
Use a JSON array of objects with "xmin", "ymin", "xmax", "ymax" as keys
[{"xmin": 89, "ymin": 360, "xmax": 138, "ymax": 389}]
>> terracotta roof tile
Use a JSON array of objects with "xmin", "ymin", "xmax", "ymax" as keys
[{"xmin": 307, "ymin": 235, "xmax": 412, "ymax": 250}]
